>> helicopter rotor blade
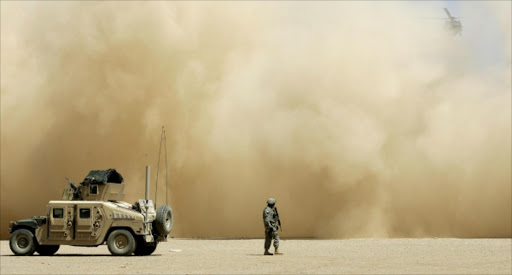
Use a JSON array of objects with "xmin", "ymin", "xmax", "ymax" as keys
[
  {"xmin": 443, "ymin": 8, "xmax": 453, "ymax": 18},
  {"xmin": 420, "ymin": 17, "xmax": 462, "ymax": 20}
]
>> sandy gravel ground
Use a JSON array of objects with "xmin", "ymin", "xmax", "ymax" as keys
[{"xmin": 1, "ymin": 238, "xmax": 510, "ymax": 274}]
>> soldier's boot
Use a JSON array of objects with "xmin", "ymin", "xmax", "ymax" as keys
[
  {"xmin": 274, "ymin": 248, "xmax": 283, "ymax": 255},
  {"xmin": 264, "ymin": 249, "xmax": 273, "ymax": 255}
]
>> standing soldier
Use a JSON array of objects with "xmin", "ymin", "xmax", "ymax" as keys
[{"xmin": 263, "ymin": 198, "xmax": 283, "ymax": 255}]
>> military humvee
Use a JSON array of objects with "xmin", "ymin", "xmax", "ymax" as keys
[{"xmin": 8, "ymin": 168, "xmax": 173, "ymax": 256}]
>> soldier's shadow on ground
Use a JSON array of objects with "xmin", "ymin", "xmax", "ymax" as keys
[{"xmin": 246, "ymin": 254, "xmax": 267, "ymax": 256}]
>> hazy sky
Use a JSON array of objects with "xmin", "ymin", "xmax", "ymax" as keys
[{"xmin": 411, "ymin": 1, "xmax": 510, "ymax": 69}]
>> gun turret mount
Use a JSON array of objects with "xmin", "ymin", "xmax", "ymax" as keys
[{"xmin": 62, "ymin": 169, "xmax": 125, "ymax": 201}]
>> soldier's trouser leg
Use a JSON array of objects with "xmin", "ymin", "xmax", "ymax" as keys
[
  {"xmin": 272, "ymin": 230, "xmax": 280, "ymax": 248},
  {"xmin": 264, "ymin": 229, "xmax": 272, "ymax": 250}
]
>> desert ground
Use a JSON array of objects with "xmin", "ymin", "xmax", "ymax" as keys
[{"xmin": 1, "ymin": 238, "xmax": 510, "ymax": 274}]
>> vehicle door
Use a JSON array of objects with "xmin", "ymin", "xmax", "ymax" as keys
[
  {"xmin": 48, "ymin": 204, "xmax": 74, "ymax": 241},
  {"xmin": 75, "ymin": 205, "xmax": 103, "ymax": 241}
]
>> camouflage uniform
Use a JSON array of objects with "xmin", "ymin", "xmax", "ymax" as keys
[{"xmin": 263, "ymin": 198, "xmax": 281, "ymax": 255}]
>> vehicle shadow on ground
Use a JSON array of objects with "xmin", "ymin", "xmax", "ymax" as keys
[
  {"xmin": 1, "ymin": 254, "xmax": 162, "ymax": 257},
  {"xmin": 54, "ymin": 254, "xmax": 163, "ymax": 257}
]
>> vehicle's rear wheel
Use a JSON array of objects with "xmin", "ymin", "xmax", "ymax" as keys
[
  {"xmin": 36, "ymin": 245, "xmax": 60, "ymax": 256},
  {"xmin": 10, "ymin": 229, "xmax": 38, "ymax": 256},
  {"xmin": 134, "ymin": 238, "xmax": 157, "ymax": 256},
  {"xmin": 155, "ymin": 205, "xmax": 173, "ymax": 235},
  {"xmin": 107, "ymin": 229, "xmax": 136, "ymax": 256}
]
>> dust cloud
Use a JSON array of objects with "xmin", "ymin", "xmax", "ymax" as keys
[{"xmin": 1, "ymin": 1, "xmax": 510, "ymax": 239}]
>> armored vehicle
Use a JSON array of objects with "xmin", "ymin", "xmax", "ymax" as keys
[{"xmin": 8, "ymin": 168, "xmax": 173, "ymax": 256}]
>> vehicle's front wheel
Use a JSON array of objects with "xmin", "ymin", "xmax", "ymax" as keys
[
  {"xmin": 134, "ymin": 238, "xmax": 157, "ymax": 256},
  {"xmin": 107, "ymin": 229, "xmax": 136, "ymax": 256},
  {"xmin": 10, "ymin": 229, "xmax": 38, "ymax": 256},
  {"xmin": 36, "ymin": 245, "xmax": 60, "ymax": 256}
]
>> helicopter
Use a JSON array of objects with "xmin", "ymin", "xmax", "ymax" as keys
[
  {"xmin": 443, "ymin": 8, "xmax": 463, "ymax": 36},
  {"xmin": 422, "ymin": 8, "xmax": 463, "ymax": 36}
]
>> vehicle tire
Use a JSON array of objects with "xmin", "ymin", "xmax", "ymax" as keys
[
  {"xmin": 107, "ymin": 229, "xmax": 136, "ymax": 256},
  {"xmin": 134, "ymin": 238, "xmax": 157, "ymax": 256},
  {"xmin": 10, "ymin": 229, "xmax": 38, "ymax": 256},
  {"xmin": 155, "ymin": 205, "xmax": 173, "ymax": 235},
  {"xmin": 36, "ymin": 245, "xmax": 60, "ymax": 256}
]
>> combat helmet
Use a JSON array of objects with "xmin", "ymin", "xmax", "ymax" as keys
[{"xmin": 267, "ymin": 198, "xmax": 276, "ymax": 205}]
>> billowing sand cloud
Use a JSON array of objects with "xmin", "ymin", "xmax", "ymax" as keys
[{"xmin": 1, "ymin": 1, "xmax": 510, "ymax": 239}]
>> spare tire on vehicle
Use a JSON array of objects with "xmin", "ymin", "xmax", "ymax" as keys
[{"xmin": 154, "ymin": 205, "xmax": 173, "ymax": 235}]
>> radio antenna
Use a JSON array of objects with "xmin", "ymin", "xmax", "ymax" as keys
[
  {"xmin": 164, "ymin": 128, "xmax": 169, "ymax": 205},
  {"xmin": 155, "ymin": 126, "xmax": 166, "ymax": 206}
]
